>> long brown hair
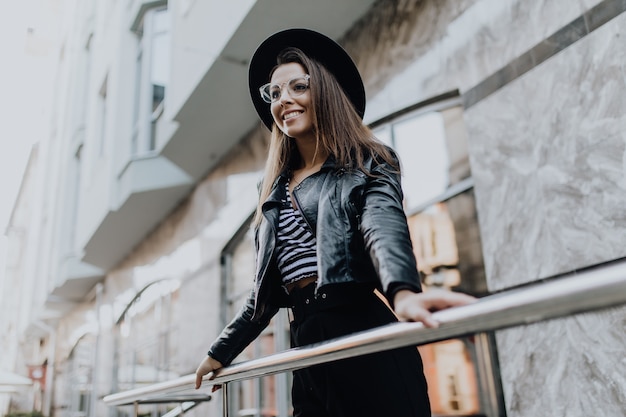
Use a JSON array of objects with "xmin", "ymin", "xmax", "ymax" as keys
[{"xmin": 253, "ymin": 47, "xmax": 397, "ymax": 225}]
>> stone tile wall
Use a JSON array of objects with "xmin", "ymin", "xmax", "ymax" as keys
[{"xmin": 464, "ymin": 12, "xmax": 626, "ymax": 417}]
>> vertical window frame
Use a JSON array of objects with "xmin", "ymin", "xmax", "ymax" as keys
[{"xmin": 130, "ymin": 5, "xmax": 169, "ymax": 157}]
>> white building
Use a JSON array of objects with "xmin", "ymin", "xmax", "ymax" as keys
[{"xmin": 2, "ymin": 0, "xmax": 625, "ymax": 417}]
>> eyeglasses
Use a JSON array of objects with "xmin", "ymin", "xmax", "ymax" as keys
[{"xmin": 259, "ymin": 75, "xmax": 310, "ymax": 103}]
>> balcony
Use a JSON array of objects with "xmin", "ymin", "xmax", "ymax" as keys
[
  {"xmin": 50, "ymin": 256, "xmax": 104, "ymax": 301},
  {"xmin": 82, "ymin": 154, "xmax": 193, "ymax": 270}
]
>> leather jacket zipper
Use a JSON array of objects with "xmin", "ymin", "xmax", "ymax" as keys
[{"xmin": 291, "ymin": 185, "xmax": 315, "ymax": 234}]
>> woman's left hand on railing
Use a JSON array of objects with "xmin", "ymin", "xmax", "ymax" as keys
[{"xmin": 393, "ymin": 288, "xmax": 477, "ymax": 328}]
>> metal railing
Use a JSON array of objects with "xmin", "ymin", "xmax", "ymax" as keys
[{"xmin": 103, "ymin": 261, "xmax": 626, "ymax": 416}]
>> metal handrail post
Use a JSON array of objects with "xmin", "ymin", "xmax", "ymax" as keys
[{"xmin": 222, "ymin": 383, "xmax": 229, "ymax": 417}]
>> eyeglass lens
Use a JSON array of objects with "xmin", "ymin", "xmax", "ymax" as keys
[{"xmin": 261, "ymin": 76, "xmax": 309, "ymax": 103}]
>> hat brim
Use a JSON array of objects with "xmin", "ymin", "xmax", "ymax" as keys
[{"xmin": 248, "ymin": 28, "xmax": 365, "ymax": 131}]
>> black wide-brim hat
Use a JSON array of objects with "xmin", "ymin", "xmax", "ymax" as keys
[{"xmin": 248, "ymin": 28, "xmax": 366, "ymax": 130}]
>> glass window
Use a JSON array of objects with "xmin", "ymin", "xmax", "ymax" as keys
[
  {"xmin": 222, "ymin": 225, "xmax": 292, "ymax": 417},
  {"xmin": 393, "ymin": 112, "xmax": 450, "ymax": 209},
  {"xmin": 132, "ymin": 7, "xmax": 169, "ymax": 156},
  {"xmin": 372, "ymin": 98, "xmax": 504, "ymax": 417},
  {"xmin": 131, "ymin": 48, "xmax": 142, "ymax": 156},
  {"xmin": 150, "ymin": 8, "xmax": 169, "ymax": 109},
  {"xmin": 114, "ymin": 281, "xmax": 180, "ymax": 417},
  {"xmin": 66, "ymin": 335, "xmax": 95, "ymax": 417},
  {"xmin": 98, "ymin": 78, "xmax": 107, "ymax": 157}
]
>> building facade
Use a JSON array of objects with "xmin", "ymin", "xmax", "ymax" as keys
[{"xmin": 2, "ymin": 0, "xmax": 625, "ymax": 417}]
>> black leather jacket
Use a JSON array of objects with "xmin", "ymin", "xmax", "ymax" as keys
[{"xmin": 208, "ymin": 152, "xmax": 422, "ymax": 365}]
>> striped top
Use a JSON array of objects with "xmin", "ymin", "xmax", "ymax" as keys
[{"xmin": 275, "ymin": 182, "xmax": 318, "ymax": 287}]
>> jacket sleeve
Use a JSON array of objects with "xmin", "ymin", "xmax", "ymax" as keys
[
  {"xmin": 359, "ymin": 157, "xmax": 422, "ymax": 303},
  {"xmin": 207, "ymin": 288, "xmax": 279, "ymax": 366}
]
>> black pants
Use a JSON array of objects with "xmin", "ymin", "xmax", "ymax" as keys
[{"xmin": 288, "ymin": 283, "xmax": 431, "ymax": 417}]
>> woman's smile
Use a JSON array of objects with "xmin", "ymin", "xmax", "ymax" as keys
[{"xmin": 283, "ymin": 111, "xmax": 303, "ymax": 121}]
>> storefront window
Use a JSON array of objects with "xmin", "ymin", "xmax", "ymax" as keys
[{"xmin": 371, "ymin": 95, "xmax": 504, "ymax": 417}]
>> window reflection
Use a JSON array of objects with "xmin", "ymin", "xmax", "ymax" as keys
[
  {"xmin": 375, "ymin": 101, "xmax": 503, "ymax": 416},
  {"xmin": 408, "ymin": 191, "xmax": 487, "ymax": 296},
  {"xmin": 394, "ymin": 112, "xmax": 450, "ymax": 208},
  {"xmin": 408, "ymin": 192, "xmax": 488, "ymax": 416}
]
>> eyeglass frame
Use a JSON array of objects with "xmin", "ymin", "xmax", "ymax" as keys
[{"xmin": 259, "ymin": 74, "xmax": 311, "ymax": 104}]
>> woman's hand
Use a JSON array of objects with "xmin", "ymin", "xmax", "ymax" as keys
[
  {"xmin": 195, "ymin": 355, "xmax": 223, "ymax": 391},
  {"xmin": 393, "ymin": 288, "xmax": 476, "ymax": 328}
]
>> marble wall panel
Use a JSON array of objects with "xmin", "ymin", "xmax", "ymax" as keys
[
  {"xmin": 465, "ymin": 11, "xmax": 626, "ymax": 417},
  {"xmin": 354, "ymin": 0, "xmax": 604, "ymax": 122},
  {"xmin": 496, "ymin": 308, "xmax": 626, "ymax": 417},
  {"xmin": 466, "ymin": 12, "xmax": 626, "ymax": 290}
]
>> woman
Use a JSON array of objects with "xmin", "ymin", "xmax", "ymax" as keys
[{"xmin": 196, "ymin": 28, "xmax": 475, "ymax": 417}]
